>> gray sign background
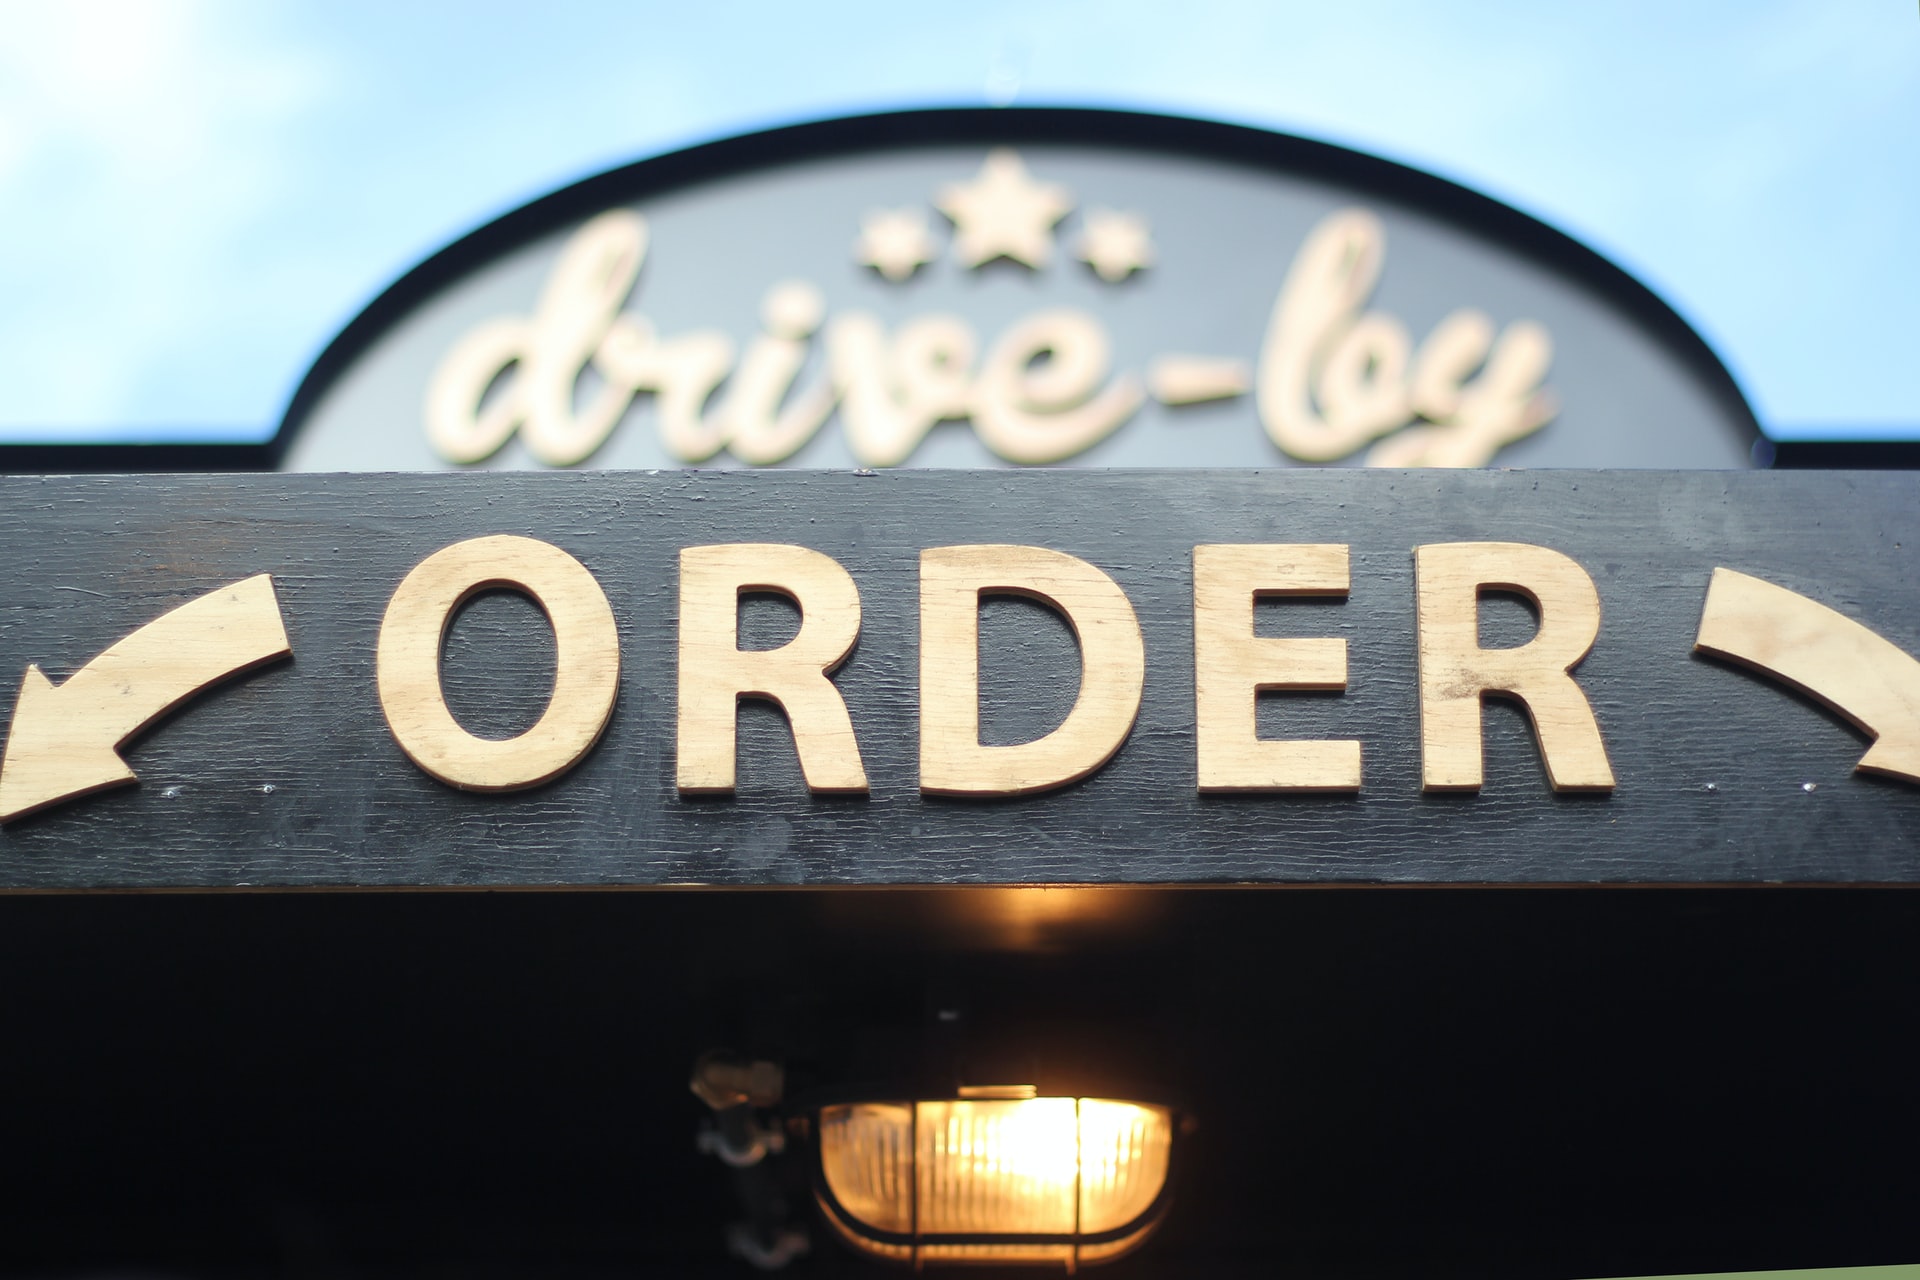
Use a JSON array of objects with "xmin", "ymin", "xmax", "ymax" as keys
[{"xmin": 286, "ymin": 140, "xmax": 1757, "ymax": 472}]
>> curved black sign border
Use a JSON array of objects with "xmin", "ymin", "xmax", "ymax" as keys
[{"xmin": 6, "ymin": 106, "xmax": 1771, "ymax": 472}]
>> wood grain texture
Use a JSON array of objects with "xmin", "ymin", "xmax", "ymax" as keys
[
  {"xmin": 676, "ymin": 543, "xmax": 867, "ymax": 795},
  {"xmin": 1414, "ymin": 541, "xmax": 1615, "ymax": 793},
  {"xmin": 0, "ymin": 469, "xmax": 1915, "ymax": 889},
  {"xmin": 0, "ymin": 574, "xmax": 290, "ymax": 821},
  {"xmin": 920, "ymin": 544, "xmax": 1145, "ymax": 797},
  {"xmin": 1193, "ymin": 544, "xmax": 1359, "ymax": 792},
  {"xmin": 375, "ymin": 534, "xmax": 619, "ymax": 791},
  {"xmin": 1695, "ymin": 566, "xmax": 1920, "ymax": 784}
]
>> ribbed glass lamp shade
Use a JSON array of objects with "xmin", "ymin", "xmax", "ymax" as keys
[{"xmin": 816, "ymin": 1098, "xmax": 1173, "ymax": 1268}]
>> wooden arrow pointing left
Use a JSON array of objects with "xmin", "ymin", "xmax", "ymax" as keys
[{"xmin": 0, "ymin": 575, "xmax": 292, "ymax": 822}]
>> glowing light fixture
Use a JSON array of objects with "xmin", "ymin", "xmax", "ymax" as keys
[{"xmin": 815, "ymin": 1092, "xmax": 1174, "ymax": 1269}]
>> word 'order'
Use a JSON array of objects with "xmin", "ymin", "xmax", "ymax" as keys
[{"xmin": 375, "ymin": 536, "xmax": 1614, "ymax": 798}]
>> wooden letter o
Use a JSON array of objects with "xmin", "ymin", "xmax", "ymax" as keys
[{"xmin": 376, "ymin": 535, "xmax": 620, "ymax": 791}]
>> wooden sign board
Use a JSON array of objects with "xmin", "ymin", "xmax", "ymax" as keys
[{"xmin": 0, "ymin": 469, "xmax": 1915, "ymax": 890}]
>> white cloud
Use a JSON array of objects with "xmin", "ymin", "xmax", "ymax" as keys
[
  {"xmin": 0, "ymin": 0, "xmax": 1909, "ymax": 434},
  {"xmin": 0, "ymin": 0, "xmax": 327, "ymax": 432}
]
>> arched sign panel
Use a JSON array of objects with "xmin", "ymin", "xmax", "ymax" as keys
[{"xmin": 282, "ymin": 109, "xmax": 1759, "ymax": 472}]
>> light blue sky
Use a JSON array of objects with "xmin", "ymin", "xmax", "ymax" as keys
[{"xmin": 0, "ymin": 0, "xmax": 1913, "ymax": 443}]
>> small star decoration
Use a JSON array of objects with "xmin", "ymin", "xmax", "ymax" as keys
[
  {"xmin": 935, "ymin": 148, "xmax": 1073, "ymax": 269},
  {"xmin": 855, "ymin": 206, "xmax": 938, "ymax": 281},
  {"xmin": 1077, "ymin": 208, "xmax": 1153, "ymax": 282}
]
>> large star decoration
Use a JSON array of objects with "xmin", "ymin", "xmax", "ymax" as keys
[
  {"xmin": 855, "ymin": 207, "xmax": 937, "ymax": 281},
  {"xmin": 1078, "ymin": 208, "xmax": 1153, "ymax": 282},
  {"xmin": 935, "ymin": 148, "xmax": 1073, "ymax": 269}
]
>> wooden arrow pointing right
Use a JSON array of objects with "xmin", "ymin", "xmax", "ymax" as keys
[
  {"xmin": 0, "ymin": 575, "xmax": 292, "ymax": 822},
  {"xmin": 1695, "ymin": 567, "xmax": 1920, "ymax": 786}
]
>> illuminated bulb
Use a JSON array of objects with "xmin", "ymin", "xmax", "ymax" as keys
[{"xmin": 816, "ymin": 1096, "xmax": 1174, "ymax": 1269}]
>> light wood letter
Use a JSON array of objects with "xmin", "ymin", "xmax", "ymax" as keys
[
  {"xmin": 377, "ymin": 535, "xmax": 620, "ymax": 791},
  {"xmin": 920, "ymin": 545, "xmax": 1145, "ymax": 796},
  {"xmin": 1414, "ymin": 541, "xmax": 1614, "ymax": 792},
  {"xmin": 1194, "ymin": 544, "xmax": 1360, "ymax": 792},
  {"xmin": 677, "ymin": 544, "xmax": 867, "ymax": 795}
]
